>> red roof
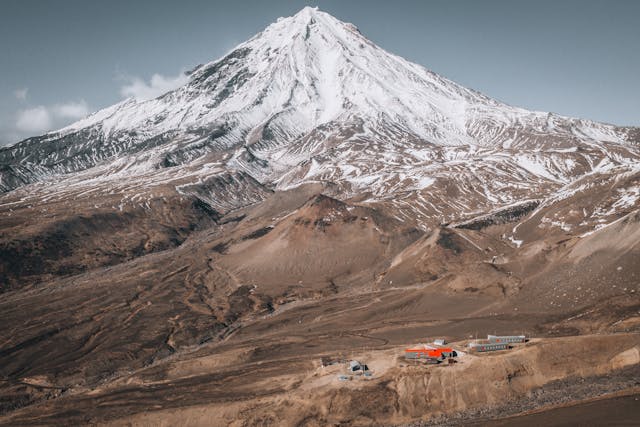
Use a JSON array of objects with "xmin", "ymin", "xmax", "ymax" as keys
[{"xmin": 405, "ymin": 347, "xmax": 453, "ymax": 357}]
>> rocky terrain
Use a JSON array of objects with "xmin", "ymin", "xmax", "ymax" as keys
[{"xmin": 0, "ymin": 6, "xmax": 638, "ymax": 426}]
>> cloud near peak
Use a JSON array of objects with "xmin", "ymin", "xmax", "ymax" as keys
[
  {"xmin": 3, "ymin": 68, "xmax": 188, "ymax": 146},
  {"xmin": 13, "ymin": 100, "xmax": 90, "ymax": 137},
  {"xmin": 16, "ymin": 106, "xmax": 52, "ymax": 133},
  {"xmin": 119, "ymin": 72, "xmax": 189, "ymax": 101},
  {"xmin": 53, "ymin": 100, "xmax": 90, "ymax": 120}
]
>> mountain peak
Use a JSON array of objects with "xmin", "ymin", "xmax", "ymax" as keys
[
  {"xmin": 257, "ymin": 5, "xmax": 362, "ymax": 49},
  {"xmin": 287, "ymin": 6, "xmax": 357, "ymax": 32},
  {"xmin": 293, "ymin": 5, "xmax": 319, "ymax": 17},
  {"xmin": 1, "ymin": 6, "xmax": 635, "ymax": 201},
  {"xmin": 21, "ymin": 7, "xmax": 628, "ymax": 150}
]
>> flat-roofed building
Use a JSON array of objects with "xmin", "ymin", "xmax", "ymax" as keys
[
  {"xmin": 468, "ymin": 342, "xmax": 509, "ymax": 352},
  {"xmin": 487, "ymin": 335, "xmax": 526, "ymax": 344}
]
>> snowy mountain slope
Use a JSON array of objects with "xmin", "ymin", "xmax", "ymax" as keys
[{"xmin": 0, "ymin": 7, "xmax": 638, "ymax": 228}]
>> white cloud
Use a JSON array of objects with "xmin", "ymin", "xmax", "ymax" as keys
[
  {"xmin": 52, "ymin": 100, "xmax": 89, "ymax": 120},
  {"xmin": 6, "ymin": 100, "xmax": 91, "ymax": 144},
  {"xmin": 14, "ymin": 88, "xmax": 28, "ymax": 101},
  {"xmin": 120, "ymin": 72, "xmax": 189, "ymax": 101},
  {"xmin": 16, "ymin": 106, "xmax": 53, "ymax": 133}
]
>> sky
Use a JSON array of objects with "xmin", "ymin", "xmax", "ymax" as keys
[{"xmin": 1, "ymin": 0, "xmax": 638, "ymax": 146}]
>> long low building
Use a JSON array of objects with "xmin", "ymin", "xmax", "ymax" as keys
[
  {"xmin": 487, "ymin": 335, "xmax": 526, "ymax": 344},
  {"xmin": 468, "ymin": 342, "xmax": 509, "ymax": 352}
]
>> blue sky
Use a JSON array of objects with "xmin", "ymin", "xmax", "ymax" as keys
[{"xmin": 1, "ymin": 0, "xmax": 638, "ymax": 145}]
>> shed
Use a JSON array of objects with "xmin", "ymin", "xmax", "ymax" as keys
[
  {"xmin": 349, "ymin": 360, "xmax": 361, "ymax": 371},
  {"xmin": 348, "ymin": 360, "xmax": 369, "ymax": 372}
]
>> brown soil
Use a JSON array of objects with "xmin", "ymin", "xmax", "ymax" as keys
[{"xmin": 0, "ymin": 179, "xmax": 639, "ymax": 425}]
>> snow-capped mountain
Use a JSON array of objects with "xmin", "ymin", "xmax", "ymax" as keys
[{"xmin": 1, "ymin": 7, "xmax": 638, "ymax": 229}]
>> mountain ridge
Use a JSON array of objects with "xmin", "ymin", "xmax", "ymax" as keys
[{"xmin": 0, "ymin": 7, "xmax": 638, "ymax": 232}]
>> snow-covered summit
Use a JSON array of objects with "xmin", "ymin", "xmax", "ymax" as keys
[
  {"xmin": 54, "ymin": 6, "xmax": 624, "ymax": 147},
  {"xmin": 1, "ymin": 7, "xmax": 638, "ymax": 227},
  {"xmin": 64, "ymin": 6, "xmax": 482, "ymax": 143}
]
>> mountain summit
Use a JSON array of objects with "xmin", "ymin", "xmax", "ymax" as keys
[{"xmin": 0, "ymin": 7, "xmax": 638, "ymax": 228}]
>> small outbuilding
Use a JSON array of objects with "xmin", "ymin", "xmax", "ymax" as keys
[{"xmin": 348, "ymin": 360, "xmax": 369, "ymax": 372}]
